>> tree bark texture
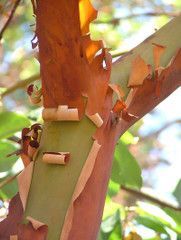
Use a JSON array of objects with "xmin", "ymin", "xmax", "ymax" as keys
[{"xmin": 0, "ymin": 1, "xmax": 180, "ymax": 240}]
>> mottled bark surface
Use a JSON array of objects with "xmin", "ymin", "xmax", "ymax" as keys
[{"xmin": 0, "ymin": 2, "xmax": 180, "ymax": 240}]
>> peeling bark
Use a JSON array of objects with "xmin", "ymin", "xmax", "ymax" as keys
[{"xmin": 0, "ymin": 2, "xmax": 181, "ymax": 240}]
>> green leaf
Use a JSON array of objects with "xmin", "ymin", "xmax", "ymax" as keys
[
  {"xmin": 0, "ymin": 174, "xmax": 18, "ymax": 200},
  {"xmin": 100, "ymin": 210, "xmax": 122, "ymax": 240},
  {"xmin": 121, "ymin": 131, "xmax": 135, "ymax": 145},
  {"xmin": 177, "ymin": 234, "xmax": 181, "ymax": 240},
  {"xmin": 173, "ymin": 179, "xmax": 181, "ymax": 205},
  {"xmin": 102, "ymin": 197, "xmax": 124, "ymax": 221},
  {"xmin": 136, "ymin": 202, "xmax": 181, "ymax": 234},
  {"xmin": 135, "ymin": 216, "xmax": 168, "ymax": 235},
  {"xmin": 0, "ymin": 111, "xmax": 31, "ymax": 139},
  {"xmin": 111, "ymin": 140, "xmax": 142, "ymax": 189},
  {"xmin": 164, "ymin": 208, "xmax": 181, "ymax": 230},
  {"xmin": 0, "ymin": 140, "xmax": 19, "ymax": 173},
  {"xmin": 0, "ymin": 139, "xmax": 19, "ymax": 200},
  {"xmin": 107, "ymin": 180, "xmax": 120, "ymax": 197}
]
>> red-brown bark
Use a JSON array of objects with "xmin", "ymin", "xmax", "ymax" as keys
[{"xmin": 0, "ymin": 1, "xmax": 180, "ymax": 239}]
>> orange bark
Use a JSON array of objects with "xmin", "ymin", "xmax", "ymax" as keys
[{"xmin": 0, "ymin": 1, "xmax": 180, "ymax": 239}]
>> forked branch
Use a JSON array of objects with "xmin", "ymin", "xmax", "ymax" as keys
[{"xmin": 0, "ymin": 0, "xmax": 21, "ymax": 40}]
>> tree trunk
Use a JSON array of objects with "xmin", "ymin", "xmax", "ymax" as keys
[{"xmin": 0, "ymin": 1, "xmax": 180, "ymax": 240}]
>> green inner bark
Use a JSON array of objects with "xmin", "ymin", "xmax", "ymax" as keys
[
  {"xmin": 24, "ymin": 117, "xmax": 96, "ymax": 240},
  {"xmin": 23, "ymin": 15, "xmax": 181, "ymax": 240},
  {"xmin": 111, "ymin": 15, "xmax": 181, "ymax": 95}
]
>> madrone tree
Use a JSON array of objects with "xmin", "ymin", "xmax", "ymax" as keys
[{"xmin": 0, "ymin": 0, "xmax": 181, "ymax": 239}]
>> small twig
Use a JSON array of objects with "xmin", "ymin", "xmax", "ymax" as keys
[
  {"xmin": 1, "ymin": 73, "xmax": 40, "ymax": 97},
  {"xmin": 0, "ymin": 171, "xmax": 21, "ymax": 189},
  {"xmin": 139, "ymin": 119, "xmax": 181, "ymax": 142},
  {"xmin": 94, "ymin": 11, "xmax": 181, "ymax": 25},
  {"xmin": 0, "ymin": 0, "xmax": 21, "ymax": 40},
  {"xmin": 121, "ymin": 185, "xmax": 181, "ymax": 211},
  {"xmin": 6, "ymin": 149, "xmax": 21, "ymax": 157},
  {"xmin": 8, "ymin": 136, "xmax": 21, "ymax": 144},
  {"xmin": 111, "ymin": 51, "xmax": 129, "ymax": 58}
]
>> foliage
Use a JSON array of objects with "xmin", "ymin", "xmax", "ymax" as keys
[
  {"xmin": 0, "ymin": 0, "xmax": 180, "ymax": 239},
  {"xmin": 0, "ymin": 111, "xmax": 30, "ymax": 139}
]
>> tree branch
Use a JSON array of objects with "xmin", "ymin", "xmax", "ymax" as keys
[
  {"xmin": 8, "ymin": 136, "xmax": 21, "ymax": 144},
  {"xmin": 117, "ymin": 49, "xmax": 181, "ymax": 137},
  {"xmin": 121, "ymin": 185, "xmax": 181, "ymax": 211},
  {"xmin": 0, "ymin": 0, "xmax": 21, "ymax": 40},
  {"xmin": 94, "ymin": 11, "xmax": 181, "ymax": 25},
  {"xmin": 0, "ymin": 171, "xmax": 21, "ymax": 190},
  {"xmin": 111, "ymin": 15, "xmax": 181, "ymax": 96},
  {"xmin": 139, "ymin": 119, "xmax": 181, "ymax": 142},
  {"xmin": 111, "ymin": 51, "xmax": 129, "ymax": 58},
  {"xmin": 1, "ymin": 73, "xmax": 40, "ymax": 98},
  {"xmin": 109, "ymin": 16, "xmax": 181, "ymax": 138}
]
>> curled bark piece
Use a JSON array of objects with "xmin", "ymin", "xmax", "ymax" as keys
[
  {"xmin": 27, "ymin": 84, "xmax": 34, "ymax": 95},
  {"xmin": 112, "ymin": 100, "xmax": 126, "ymax": 114},
  {"xmin": 31, "ymin": 124, "xmax": 42, "ymax": 140},
  {"xmin": 42, "ymin": 152, "xmax": 70, "ymax": 165},
  {"xmin": 31, "ymin": 34, "xmax": 38, "ymax": 49},
  {"xmin": 109, "ymin": 83, "xmax": 125, "ymax": 99},
  {"xmin": 86, "ymin": 113, "xmax": 103, "ymax": 127},
  {"xmin": 22, "ymin": 128, "xmax": 31, "ymax": 139},
  {"xmin": 121, "ymin": 109, "xmax": 138, "ymax": 122},
  {"xmin": 20, "ymin": 153, "xmax": 31, "ymax": 168},
  {"xmin": 57, "ymin": 105, "xmax": 79, "ymax": 121},
  {"xmin": 103, "ymin": 48, "xmax": 112, "ymax": 71},
  {"xmin": 20, "ymin": 128, "xmax": 33, "ymax": 167},
  {"xmin": 27, "ymin": 83, "xmax": 42, "ymax": 105},
  {"xmin": 18, "ymin": 223, "xmax": 48, "ymax": 240},
  {"xmin": 79, "ymin": 0, "xmax": 97, "ymax": 35},
  {"xmin": 17, "ymin": 162, "xmax": 34, "ymax": 210},
  {"xmin": 156, "ymin": 66, "xmax": 165, "ymax": 77},
  {"xmin": 125, "ymin": 88, "xmax": 137, "ymax": 107},
  {"xmin": 60, "ymin": 140, "xmax": 101, "ymax": 240},
  {"xmin": 26, "ymin": 216, "xmax": 45, "ymax": 230},
  {"xmin": 31, "ymin": 123, "xmax": 42, "ymax": 131},
  {"xmin": 128, "ymin": 55, "xmax": 150, "ymax": 87},
  {"xmin": 42, "ymin": 108, "xmax": 57, "ymax": 121},
  {"xmin": 152, "ymin": 43, "xmax": 166, "ymax": 69},
  {"xmin": 81, "ymin": 34, "xmax": 103, "ymax": 63},
  {"xmin": 28, "ymin": 140, "xmax": 39, "ymax": 158},
  {"xmin": 25, "ymin": 129, "xmax": 34, "ymax": 138},
  {"xmin": 28, "ymin": 95, "xmax": 42, "ymax": 105},
  {"xmin": 42, "ymin": 106, "xmax": 79, "ymax": 121},
  {"xmin": 10, "ymin": 235, "xmax": 18, "ymax": 240},
  {"xmin": 27, "ymin": 84, "xmax": 42, "ymax": 97}
]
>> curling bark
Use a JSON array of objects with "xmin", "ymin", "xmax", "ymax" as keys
[{"xmin": 0, "ymin": 1, "xmax": 180, "ymax": 240}]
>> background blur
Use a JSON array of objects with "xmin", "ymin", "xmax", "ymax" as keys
[{"xmin": 0, "ymin": 0, "xmax": 180, "ymax": 239}]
